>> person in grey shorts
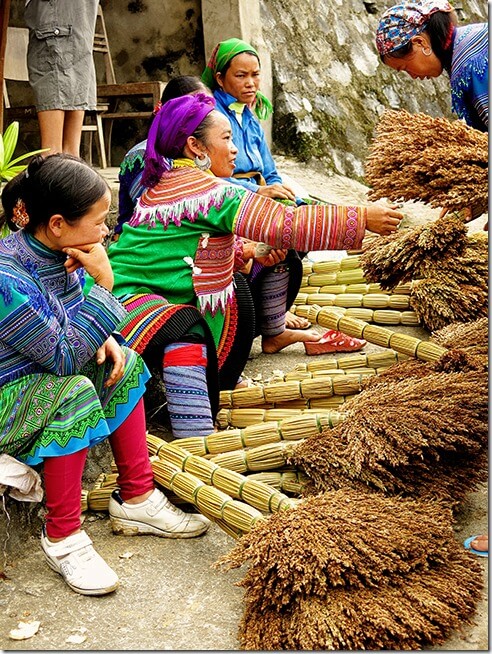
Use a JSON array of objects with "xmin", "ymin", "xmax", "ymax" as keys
[{"xmin": 24, "ymin": 0, "xmax": 98, "ymax": 156}]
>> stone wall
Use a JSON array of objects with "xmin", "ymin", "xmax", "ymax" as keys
[
  {"xmin": 262, "ymin": 0, "xmax": 487, "ymax": 179},
  {"xmin": 7, "ymin": 0, "xmax": 487, "ymax": 173}
]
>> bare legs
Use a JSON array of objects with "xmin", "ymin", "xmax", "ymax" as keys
[
  {"xmin": 37, "ymin": 109, "xmax": 85, "ymax": 156},
  {"xmin": 262, "ymin": 328, "xmax": 321, "ymax": 354}
]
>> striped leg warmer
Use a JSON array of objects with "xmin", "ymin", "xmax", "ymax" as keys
[
  {"xmin": 162, "ymin": 342, "xmax": 214, "ymax": 439},
  {"xmin": 259, "ymin": 264, "xmax": 290, "ymax": 337}
]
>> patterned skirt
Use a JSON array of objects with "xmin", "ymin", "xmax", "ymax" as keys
[
  {"xmin": 0, "ymin": 346, "xmax": 149, "ymax": 466},
  {"xmin": 118, "ymin": 293, "xmax": 221, "ymax": 415},
  {"xmin": 118, "ymin": 288, "xmax": 254, "ymax": 395}
]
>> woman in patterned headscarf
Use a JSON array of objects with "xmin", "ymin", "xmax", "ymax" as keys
[
  {"xmin": 377, "ymin": 0, "xmax": 488, "ymax": 558},
  {"xmin": 376, "ymin": 0, "xmax": 488, "ymax": 132}
]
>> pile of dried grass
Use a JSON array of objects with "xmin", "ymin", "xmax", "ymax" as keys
[
  {"xmin": 360, "ymin": 212, "xmax": 468, "ymax": 288},
  {"xmin": 360, "ymin": 218, "xmax": 488, "ymax": 330},
  {"xmin": 292, "ymin": 369, "xmax": 488, "ymax": 505},
  {"xmin": 410, "ymin": 277, "xmax": 485, "ymax": 331},
  {"xmin": 365, "ymin": 109, "xmax": 488, "ymax": 213},
  {"xmin": 408, "ymin": 233, "xmax": 488, "ymax": 330},
  {"xmin": 432, "ymin": 316, "xmax": 488, "ymax": 357},
  {"xmin": 216, "ymin": 490, "xmax": 483, "ymax": 650}
]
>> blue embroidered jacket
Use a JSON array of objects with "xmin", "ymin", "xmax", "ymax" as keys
[
  {"xmin": 450, "ymin": 23, "xmax": 488, "ymax": 132},
  {"xmin": 0, "ymin": 230, "xmax": 127, "ymax": 387},
  {"xmin": 213, "ymin": 89, "xmax": 283, "ymax": 192}
]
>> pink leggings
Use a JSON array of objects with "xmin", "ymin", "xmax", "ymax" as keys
[{"xmin": 43, "ymin": 399, "xmax": 154, "ymax": 539}]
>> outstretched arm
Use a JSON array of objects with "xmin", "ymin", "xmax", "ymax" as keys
[{"xmin": 232, "ymin": 192, "xmax": 402, "ymax": 252}]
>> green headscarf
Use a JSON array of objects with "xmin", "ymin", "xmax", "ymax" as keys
[{"xmin": 201, "ymin": 37, "xmax": 273, "ymax": 121}]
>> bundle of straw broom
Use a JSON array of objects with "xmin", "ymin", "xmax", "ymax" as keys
[
  {"xmin": 358, "ymin": 215, "xmax": 488, "ymax": 330},
  {"xmin": 216, "ymin": 490, "xmax": 483, "ymax": 650},
  {"xmin": 292, "ymin": 368, "xmax": 488, "ymax": 506},
  {"xmin": 365, "ymin": 109, "xmax": 488, "ymax": 216}
]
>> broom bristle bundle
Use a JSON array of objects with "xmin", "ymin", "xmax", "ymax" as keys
[
  {"xmin": 293, "ymin": 370, "xmax": 488, "ymax": 504},
  {"xmin": 365, "ymin": 109, "xmax": 488, "ymax": 211},
  {"xmin": 360, "ymin": 213, "xmax": 469, "ymax": 289},
  {"xmin": 216, "ymin": 489, "xmax": 484, "ymax": 650}
]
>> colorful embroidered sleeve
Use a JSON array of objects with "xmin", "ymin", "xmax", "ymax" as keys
[
  {"xmin": 115, "ymin": 142, "xmax": 147, "ymax": 235},
  {"xmin": 0, "ymin": 276, "xmax": 127, "ymax": 376},
  {"xmin": 232, "ymin": 192, "xmax": 367, "ymax": 252},
  {"xmin": 470, "ymin": 68, "xmax": 488, "ymax": 130}
]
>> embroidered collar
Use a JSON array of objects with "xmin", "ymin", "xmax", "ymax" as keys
[
  {"xmin": 172, "ymin": 157, "xmax": 215, "ymax": 176},
  {"xmin": 20, "ymin": 230, "xmax": 67, "ymax": 264},
  {"xmin": 228, "ymin": 102, "xmax": 246, "ymax": 115}
]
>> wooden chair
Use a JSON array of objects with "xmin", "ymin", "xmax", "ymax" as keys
[
  {"xmin": 93, "ymin": 5, "xmax": 166, "ymax": 166},
  {"xmin": 2, "ymin": 26, "xmax": 108, "ymax": 168}
]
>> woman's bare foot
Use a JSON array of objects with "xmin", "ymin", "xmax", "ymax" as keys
[
  {"xmin": 285, "ymin": 310, "xmax": 311, "ymax": 330},
  {"xmin": 262, "ymin": 328, "xmax": 321, "ymax": 354},
  {"xmin": 470, "ymin": 535, "xmax": 488, "ymax": 552}
]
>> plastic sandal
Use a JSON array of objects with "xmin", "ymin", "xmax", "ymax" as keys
[
  {"xmin": 304, "ymin": 330, "xmax": 366, "ymax": 355},
  {"xmin": 464, "ymin": 535, "xmax": 488, "ymax": 557}
]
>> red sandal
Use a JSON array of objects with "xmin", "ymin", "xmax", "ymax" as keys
[{"xmin": 304, "ymin": 330, "xmax": 366, "ymax": 355}]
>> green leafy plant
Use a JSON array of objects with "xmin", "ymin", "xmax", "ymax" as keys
[{"xmin": 0, "ymin": 121, "xmax": 47, "ymax": 182}]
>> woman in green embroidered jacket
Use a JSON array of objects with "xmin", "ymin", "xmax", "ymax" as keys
[{"xmin": 102, "ymin": 94, "xmax": 403, "ymax": 417}]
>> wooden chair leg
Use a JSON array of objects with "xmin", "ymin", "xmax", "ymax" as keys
[
  {"xmin": 82, "ymin": 130, "xmax": 94, "ymax": 166},
  {"xmin": 104, "ymin": 118, "xmax": 114, "ymax": 167},
  {"xmin": 95, "ymin": 113, "xmax": 107, "ymax": 169}
]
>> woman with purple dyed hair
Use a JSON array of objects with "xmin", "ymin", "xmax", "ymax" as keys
[{"xmin": 89, "ymin": 94, "xmax": 402, "ymax": 442}]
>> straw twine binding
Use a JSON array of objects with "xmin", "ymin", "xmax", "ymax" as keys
[
  {"xmin": 167, "ymin": 412, "xmax": 341, "ymax": 457},
  {"xmin": 145, "ymin": 436, "xmax": 302, "ymax": 537},
  {"xmin": 292, "ymin": 304, "xmax": 446, "ymax": 361}
]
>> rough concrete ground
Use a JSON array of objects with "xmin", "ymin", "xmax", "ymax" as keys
[{"xmin": 0, "ymin": 160, "xmax": 487, "ymax": 650}]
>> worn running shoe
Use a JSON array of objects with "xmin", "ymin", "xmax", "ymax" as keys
[
  {"xmin": 109, "ymin": 488, "xmax": 210, "ymax": 538},
  {"xmin": 41, "ymin": 528, "xmax": 119, "ymax": 596}
]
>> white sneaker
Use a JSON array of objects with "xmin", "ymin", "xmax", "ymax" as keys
[
  {"xmin": 109, "ymin": 488, "xmax": 210, "ymax": 538},
  {"xmin": 41, "ymin": 528, "xmax": 119, "ymax": 596}
]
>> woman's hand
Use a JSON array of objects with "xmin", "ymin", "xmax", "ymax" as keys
[
  {"xmin": 439, "ymin": 203, "xmax": 488, "ymax": 228},
  {"xmin": 241, "ymin": 239, "xmax": 257, "ymax": 262},
  {"xmin": 365, "ymin": 203, "xmax": 404, "ymax": 235},
  {"xmin": 62, "ymin": 242, "xmax": 114, "ymax": 290},
  {"xmin": 256, "ymin": 248, "xmax": 288, "ymax": 267},
  {"xmin": 257, "ymin": 183, "xmax": 296, "ymax": 202},
  {"xmin": 96, "ymin": 336, "xmax": 125, "ymax": 388}
]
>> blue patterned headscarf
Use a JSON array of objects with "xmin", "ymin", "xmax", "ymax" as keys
[{"xmin": 376, "ymin": 0, "xmax": 454, "ymax": 56}]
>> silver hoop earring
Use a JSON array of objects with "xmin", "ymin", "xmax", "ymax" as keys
[
  {"xmin": 194, "ymin": 154, "xmax": 211, "ymax": 171},
  {"xmin": 422, "ymin": 46, "xmax": 432, "ymax": 56}
]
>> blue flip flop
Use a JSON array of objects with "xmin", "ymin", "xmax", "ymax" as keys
[{"xmin": 464, "ymin": 535, "xmax": 488, "ymax": 557}]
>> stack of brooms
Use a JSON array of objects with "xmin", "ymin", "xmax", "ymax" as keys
[
  {"xmin": 81, "ymin": 110, "xmax": 488, "ymax": 649},
  {"xmin": 82, "ymin": 313, "xmax": 487, "ymax": 649},
  {"xmin": 292, "ymin": 109, "xmax": 488, "ymax": 332}
]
